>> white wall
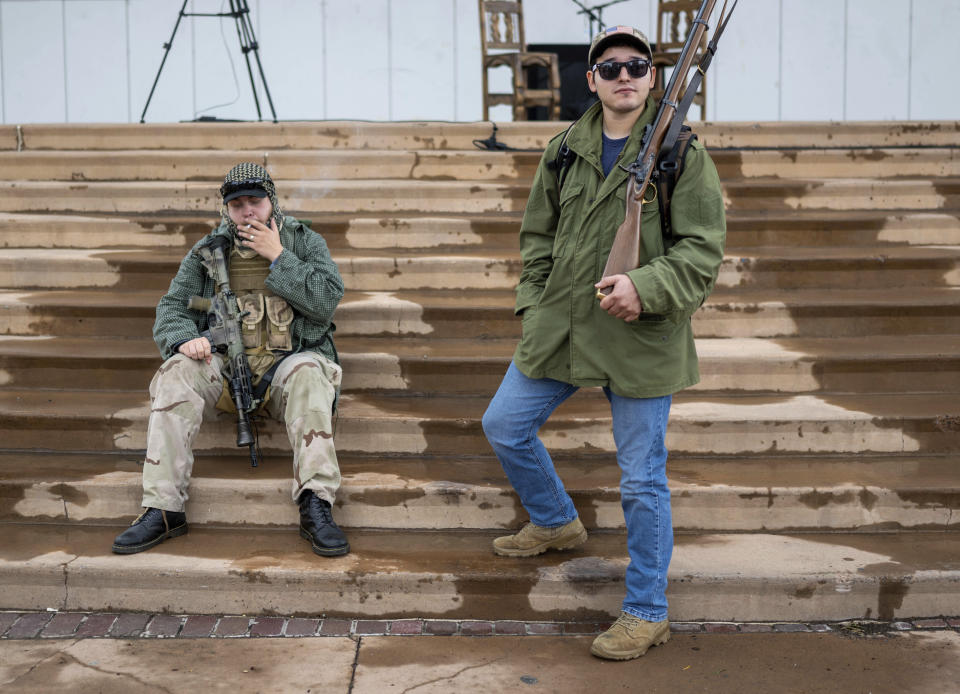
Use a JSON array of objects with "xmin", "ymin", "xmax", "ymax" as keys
[{"xmin": 0, "ymin": 0, "xmax": 956, "ymax": 124}]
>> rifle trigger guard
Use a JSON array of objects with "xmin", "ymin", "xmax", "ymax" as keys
[{"xmin": 641, "ymin": 185, "xmax": 658, "ymax": 205}]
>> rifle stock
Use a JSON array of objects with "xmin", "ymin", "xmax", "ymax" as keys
[{"xmin": 597, "ymin": 0, "xmax": 722, "ymax": 297}]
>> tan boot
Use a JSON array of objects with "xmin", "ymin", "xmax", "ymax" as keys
[
  {"xmin": 492, "ymin": 517, "xmax": 587, "ymax": 557},
  {"xmin": 590, "ymin": 612, "xmax": 670, "ymax": 661}
]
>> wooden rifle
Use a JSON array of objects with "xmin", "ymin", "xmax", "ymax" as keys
[{"xmin": 597, "ymin": 0, "xmax": 738, "ymax": 299}]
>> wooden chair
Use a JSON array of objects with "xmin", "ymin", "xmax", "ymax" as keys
[
  {"xmin": 652, "ymin": 0, "xmax": 708, "ymax": 118},
  {"xmin": 478, "ymin": 0, "xmax": 561, "ymax": 121}
]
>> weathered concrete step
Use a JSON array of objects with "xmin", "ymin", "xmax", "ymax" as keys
[
  {"xmin": 711, "ymin": 148, "xmax": 960, "ymax": 180},
  {"xmin": 1, "ymin": 389, "xmax": 957, "ymax": 456},
  {"xmin": 724, "ymin": 211, "xmax": 960, "ymax": 248},
  {"xmin": 699, "ymin": 286, "xmax": 960, "ymax": 337},
  {"xmin": 9, "ymin": 121, "xmax": 960, "ymax": 151},
  {"xmin": 722, "ymin": 178, "xmax": 960, "ymax": 212},
  {"xmin": 715, "ymin": 246, "xmax": 960, "ymax": 290},
  {"xmin": 0, "ymin": 150, "xmax": 542, "ymax": 183},
  {"xmin": 0, "ymin": 213, "xmax": 207, "ymax": 250},
  {"xmin": 7, "ymin": 211, "xmax": 958, "ymax": 255},
  {"xmin": 4, "ymin": 335, "xmax": 959, "ymax": 395},
  {"xmin": 0, "ymin": 249, "xmax": 176, "ymax": 290},
  {"xmin": 0, "ymin": 180, "xmax": 530, "ymax": 215},
  {"xmin": 2, "ymin": 523, "xmax": 958, "ymax": 621},
  {"xmin": 3, "ymin": 178, "xmax": 959, "ymax": 215},
  {"xmin": 0, "ymin": 212, "xmax": 521, "ymax": 252},
  {"xmin": 3, "ymin": 287, "xmax": 959, "ymax": 339},
  {"xmin": 5, "ymin": 148, "xmax": 956, "ymax": 183},
  {"xmin": 341, "ymin": 335, "xmax": 960, "ymax": 394},
  {"xmin": 3, "ymin": 452, "xmax": 957, "ymax": 532},
  {"xmin": 9, "ymin": 245, "xmax": 957, "ymax": 292}
]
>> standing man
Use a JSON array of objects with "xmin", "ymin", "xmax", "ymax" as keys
[
  {"xmin": 112, "ymin": 163, "xmax": 349, "ymax": 558},
  {"xmin": 482, "ymin": 27, "xmax": 725, "ymax": 660}
]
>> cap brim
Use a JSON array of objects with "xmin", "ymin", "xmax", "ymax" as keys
[{"xmin": 223, "ymin": 187, "xmax": 269, "ymax": 203}]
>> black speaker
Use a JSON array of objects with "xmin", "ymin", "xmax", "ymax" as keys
[{"xmin": 526, "ymin": 43, "xmax": 597, "ymax": 120}]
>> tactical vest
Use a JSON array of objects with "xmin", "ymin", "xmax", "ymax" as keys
[{"xmin": 214, "ymin": 241, "xmax": 294, "ymax": 414}]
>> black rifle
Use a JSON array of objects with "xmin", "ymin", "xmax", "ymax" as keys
[{"xmin": 188, "ymin": 234, "xmax": 261, "ymax": 467}]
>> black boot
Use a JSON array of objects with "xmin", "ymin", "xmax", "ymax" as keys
[
  {"xmin": 112, "ymin": 507, "xmax": 187, "ymax": 554},
  {"xmin": 298, "ymin": 490, "xmax": 349, "ymax": 557}
]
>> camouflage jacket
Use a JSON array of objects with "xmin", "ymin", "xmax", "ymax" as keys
[{"xmin": 153, "ymin": 216, "xmax": 343, "ymax": 365}]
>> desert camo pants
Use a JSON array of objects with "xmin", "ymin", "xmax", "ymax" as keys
[{"xmin": 141, "ymin": 351, "xmax": 342, "ymax": 512}]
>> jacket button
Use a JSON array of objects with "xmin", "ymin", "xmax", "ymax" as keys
[{"xmin": 588, "ymin": 198, "xmax": 595, "ymax": 203}]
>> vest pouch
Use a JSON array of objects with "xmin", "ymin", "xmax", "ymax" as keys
[
  {"xmin": 265, "ymin": 295, "xmax": 294, "ymax": 351},
  {"xmin": 237, "ymin": 293, "xmax": 265, "ymax": 348}
]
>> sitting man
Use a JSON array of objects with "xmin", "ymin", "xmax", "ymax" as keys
[{"xmin": 112, "ymin": 162, "xmax": 349, "ymax": 557}]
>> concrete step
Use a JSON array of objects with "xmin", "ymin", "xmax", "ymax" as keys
[
  {"xmin": 711, "ymin": 148, "xmax": 960, "ymax": 180},
  {"xmin": 4, "ymin": 148, "xmax": 957, "ymax": 183},
  {"xmin": 0, "ymin": 149, "xmax": 541, "ymax": 183},
  {"xmin": 0, "ymin": 213, "xmax": 208, "ymax": 250},
  {"xmin": 699, "ymin": 286, "xmax": 960, "ymax": 338},
  {"xmin": 2, "ymin": 335, "xmax": 959, "ymax": 395},
  {"xmin": 4, "ymin": 245, "xmax": 957, "ymax": 292},
  {"xmin": 3, "ymin": 178, "xmax": 959, "ymax": 216},
  {"xmin": 5, "ymin": 211, "xmax": 959, "ymax": 254},
  {"xmin": 3, "ymin": 452, "xmax": 957, "ymax": 533},
  {"xmin": 714, "ymin": 246, "xmax": 960, "ymax": 291},
  {"xmin": 722, "ymin": 178, "xmax": 960, "ymax": 212},
  {"xmin": 1, "ymin": 523, "xmax": 957, "ymax": 621},
  {"xmin": 1, "ymin": 389, "xmax": 957, "ymax": 456},
  {"xmin": 11, "ymin": 121, "xmax": 960, "ymax": 151},
  {"xmin": 3, "ymin": 287, "xmax": 959, "ymax": 340},
  {"xmin": 724, "ymin": 211, "xmax": 960, "ymax": 248}
]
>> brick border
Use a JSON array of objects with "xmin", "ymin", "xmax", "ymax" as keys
[{"xmin": 1, "ymin": 612, "xmax": 957, "ymax": 640}]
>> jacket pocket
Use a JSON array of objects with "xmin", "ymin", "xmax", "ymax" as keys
[
  {"xmin": 265, "ymin": 295, "xmax": 295, "ymax": 351},
  {"xmin": 553, "ymin": 182, "xmax": 584, "ymax": 259},
  {"xmin": 237, "ymin": 293, "xmax": 264, "ymax": 348}
]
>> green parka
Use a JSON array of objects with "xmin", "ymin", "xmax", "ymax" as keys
[{"xmin": 513, "ymin": 99, "xmax": 726, "ymax": 398}]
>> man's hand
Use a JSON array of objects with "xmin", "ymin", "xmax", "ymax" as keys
[
  {"xmin": 178, "ymin": 336, "xmax": 213, "ymax": 363},
  {"xmin": 239, "ymin": 217, "xmax": 283, "ymax": 263},
  {"xmin": 595, "ymin": 274, "xmax": 643, "ymax": 322}
]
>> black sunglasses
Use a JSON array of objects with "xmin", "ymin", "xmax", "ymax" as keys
[
  {"xmin": 220, "ymin": 177, "xmax": 269, "ymax": 197},
  {"xmin": 592, "ymin": 59, "xmax": 651, "ymax": 81}
]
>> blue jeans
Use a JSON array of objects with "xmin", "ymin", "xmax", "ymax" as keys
[{"xmin": 482, "ymin": 362, "xmax": 673, "ymax": 622}]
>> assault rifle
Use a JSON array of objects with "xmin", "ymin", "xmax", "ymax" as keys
[
  {"xmin": 187, "ymin": 234, "xmax": 261, "ymax": 467},
  {"xmin": 597, "ymin": 0, "xmax": 737, "ymax": 298}
]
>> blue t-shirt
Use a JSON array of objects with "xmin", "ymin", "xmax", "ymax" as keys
[{"xmin": 601, "ymin": 133, "xmax": 629, "ymax": 177}]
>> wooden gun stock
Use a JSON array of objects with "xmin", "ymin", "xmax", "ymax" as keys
[{"xmin": 598, "ymin": 0, "xmax": 731, "ymax": 298}]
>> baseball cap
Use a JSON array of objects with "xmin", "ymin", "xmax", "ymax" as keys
[
  {"xmin": 222, "ymin": 186, "xmax": 268, "ymax": 203},
  {"xmin": 220, "ymin": 162, "xmax": 272, "ymax": 203},
  {"xmin": 588, "ymin": 25, "xmax": 653, "ymax": 65}
]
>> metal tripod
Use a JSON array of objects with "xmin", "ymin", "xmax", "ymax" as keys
[
  {"xmin": 139, "ymin": 0, "xmax": 277, "ymax": 123},
  {"xmin": 570, "ymin": 0, "xmax": 631, "ymax": 39}
]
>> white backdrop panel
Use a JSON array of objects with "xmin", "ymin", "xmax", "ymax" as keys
[
  {"xmin": 780, "ymin": 0, "xmax": 845, "ymax": 121},
  {"xmin": 64, "ymin": 1, "xmax": 128, "ymax": 122},
  {"xmin": 845, "ymin": 0, "xmax": 910, "ymax": 120},
  {"xmin": 257, "ymin": 0, "xmax": 325, "ymax": 121},
  {"xmin": 911, "ymin": 0, "xmax": 960, "ymax": 120},
  {"xmin": 454, "ymin": 0, "xmax": 481, "ymax": 122},
  {"xmin": 1, "ymin": 0, "xmax": 65, "ymax": 123},
  {"xmin": 391, "ymin": 0, "xmax": 456, "ymax": 121},
  {"xmin": 324, "ymin": 0, "xmax": 390, "ymax": 120},
  {"xmin": 710, "ymin": 0, "xmax": 780, "ymax": 122}
]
